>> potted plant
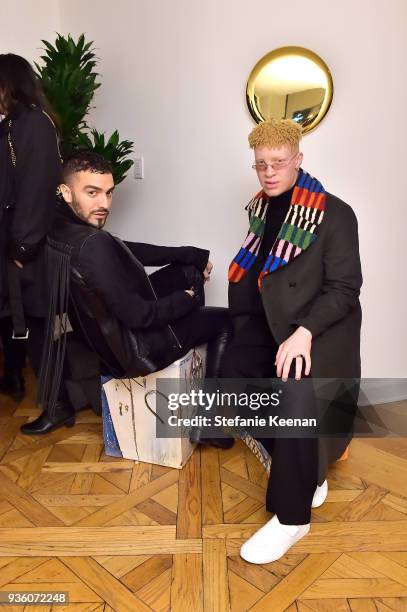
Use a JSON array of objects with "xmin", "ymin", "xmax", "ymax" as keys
[{"xmin": 35, "ymin": 33, "xmax": 134, "ymax": 183}]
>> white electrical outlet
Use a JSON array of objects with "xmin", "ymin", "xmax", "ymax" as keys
[{"xmin": 134, "ymin": 156, "xmax": 144, "ymax": 179}]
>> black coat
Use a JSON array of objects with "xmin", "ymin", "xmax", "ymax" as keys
[
  {"xmin": 230, "ymin": 192, "xmax": 362, "ymax": 471},
  {"xmin": 0, "ymin": 103, "xmax": 61, "ymax": 318},
  {"xmin": 50, "ymin": 201, "xmax": 209, "ymax": 361},
  {"xmin": 259, "ymin": 192, "xmax": 362, "ymax": 379},
  {"xmin": 40, "ymin": 201, "xmax": 210, "ymax": 413}
]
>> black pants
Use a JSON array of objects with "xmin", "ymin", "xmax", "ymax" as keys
[
  {"xmin": 0, "ymin": 315, "xmax": 48, "ymax": 377},
  {"xmin": 64, "ymin": 263, "xmax": 232, "ymax": 415},
  {"xmin": 0, "ymin": 314, "xmax": 70, "ymax": 408},
  {"xmin": 220, "ymin": 315, "xmax": 319, "ymax": 525},
  {"xmin": 0, "ymin": 316, "xmax": 27, "ymax": 373},
  {"xmin": 147, "ymin": 264, "xmax": 232, "ymax": 371}
]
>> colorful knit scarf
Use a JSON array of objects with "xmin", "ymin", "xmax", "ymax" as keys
[{"xmin": 228, "ymin": 168, "xmax": 326, "ymax": 288}]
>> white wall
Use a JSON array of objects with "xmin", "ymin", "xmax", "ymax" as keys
[
  {"xmin": 0, "ymin": 0, "xmax": 60, "ymax": 61},
  {"xmin": 7, "ymin": 0, "xmax": 407, "ymax": 378}
]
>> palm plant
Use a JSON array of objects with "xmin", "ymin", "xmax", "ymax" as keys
[
  {"xmin": 75, "ymin": 129, "xmax": 134, "ymax": 185},
  {"xmin": 35, "ymin": 33, "xmax": 100, "ymax": 157},
  {"xmin": 35, "ymin": 33, "xmax": 134, "ymax": 183}
]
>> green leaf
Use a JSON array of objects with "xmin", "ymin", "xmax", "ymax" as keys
[
  {"xmin": 73, "ymin": 128, "xmax": 135, "ymax": 184},
  {"xmin": 36, "ymin": 32, "xmax": 100, "ymax": 148},
  {"xmin": 37, "ymin": 32, "xmax": 135, "ymax": 180}
]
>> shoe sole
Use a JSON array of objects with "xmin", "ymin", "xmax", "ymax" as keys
[
  {"xmin": 311, "ymin": 484, "xmax": 328, "ymax": 508},
  {"xmin": 240, "ymin": 526, "xmax": 311, "ymax": 564}
]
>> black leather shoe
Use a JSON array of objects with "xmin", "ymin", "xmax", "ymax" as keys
[
  {"xmin": 197, "ymin": 437, "xmax": 235, "ymax": 449},
  {"xmin": 20, "ymin": 405, "xmax": 75, "ymax": 435},
  {"xmin": 190, "ymin": 427, "xmax": 235, "ymax": 449},
  {"xmin": 0, "ymin": 371, "xmax": 25, "ymax": 403}
]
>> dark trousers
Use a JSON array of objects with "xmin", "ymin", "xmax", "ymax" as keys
[
  {"xmin": 148, "ymin": 264, "xmax": 232, "ymax": 372},
  {"xmin": 0, "ymin": 315, "xmax": 70, "ymax": 407},
  {"xmin": 220, "ymin": 315, "xmax": 320, "ymax": 525},
  {"xmin": 65, "ymin": 263, "xmax": 232, "ymax": 415},
  {"xmin": 0, "ymin": 315, "xmax": 47, "ymax": 377},
  {"xmin": 0, "ymin": 316, "xmax": 27, "ymax": 373}
]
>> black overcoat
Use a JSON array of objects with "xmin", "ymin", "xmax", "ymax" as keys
[
  {"xmin": 231, "ymin": 191, "xmax": 362, "ymax": 473},
  {"xmin": 0, "ymin": 103, "xmax": 61, "ymax": 318},
  {"xmin": 259, "ymin": 192, "xmax": 362, "ymax": 380}
]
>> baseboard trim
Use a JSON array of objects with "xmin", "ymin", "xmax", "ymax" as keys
[{"xmin": 359, "ymin": 378, "xmax": 407, "ymax": 406}]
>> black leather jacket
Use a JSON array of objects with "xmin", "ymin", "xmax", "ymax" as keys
[{"xmin": 49, "ymin": 201, "xmax": 209, "ymax": 375}]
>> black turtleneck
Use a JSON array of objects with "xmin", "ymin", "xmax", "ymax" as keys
[
  {"xmin": 229, "ymin": 185, "xmax": 294, "ymax": 323},
  {"xmin": 257, "ymin": 185, "xmax": 294, "ymax": 263}
]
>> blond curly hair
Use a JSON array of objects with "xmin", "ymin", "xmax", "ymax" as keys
[{"xmin": 248, "ymin": 119, "xmax": 302, "ymax": 149}]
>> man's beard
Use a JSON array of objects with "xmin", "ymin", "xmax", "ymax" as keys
[{"xmin": 71, "ymin": 194, "xmax": 109, "ymax": 228}]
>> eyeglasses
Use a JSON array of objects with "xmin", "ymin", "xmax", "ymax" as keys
[{"xmin": 252, "ymin": 152, "xmax": 298, "ymax": 171}]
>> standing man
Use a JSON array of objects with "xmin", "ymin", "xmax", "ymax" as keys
[{"xmin": 221, "ymin": 119, "xmax": 362, "ymax": 563}]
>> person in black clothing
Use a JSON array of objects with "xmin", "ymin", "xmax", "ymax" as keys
[
  {"xmin": 22, "ymin": 151, "xmax": 232, "ymax": 440},
  {"xmin": 221, "ymin": 119, "xmax": 362, "ymax": 564},
  {"xmin": 0, "ymin": 54, "xmax": 62, "ymax": 404}
]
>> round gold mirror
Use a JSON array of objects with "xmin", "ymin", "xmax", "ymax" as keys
[{"xmin": 246, "ymin": 46, "xmax": 333, "ymax": 133}]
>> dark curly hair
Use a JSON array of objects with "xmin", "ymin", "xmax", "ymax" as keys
[{"xmin": 62, "ymin": 150, "xmax": 113, "ymax": 183}]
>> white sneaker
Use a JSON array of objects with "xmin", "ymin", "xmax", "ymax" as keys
[
  {"xmin": 311, "ymin": 479, "xmax": 328, "ymax": 508},
  {"xmin": 240, "ymin": 515, "xmax": 310, "ymax": 564}
]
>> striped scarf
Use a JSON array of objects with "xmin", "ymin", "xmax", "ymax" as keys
[{"xmin": 228, "ymin": 168, "xmax": 326, "ymax": 288}]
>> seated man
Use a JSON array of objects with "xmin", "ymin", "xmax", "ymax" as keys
[{"xmin": 21, "ymin": 151, "xmax": 232, "ymax": 437}]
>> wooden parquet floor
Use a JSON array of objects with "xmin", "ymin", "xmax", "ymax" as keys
[{"xmin": 1, "ymin": 369, "xmax": 407, "ymax": 611}]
